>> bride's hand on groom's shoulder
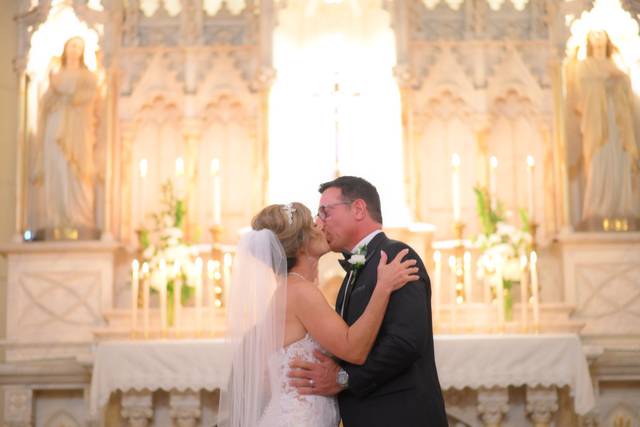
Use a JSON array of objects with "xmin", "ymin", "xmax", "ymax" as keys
[
  {"xmin": 376, "ymin": 249, "xmax": 419, "ymax": 293},
  {"xmin": 288, "ymin": 350, "xmax": 342, "ymax": 396}
]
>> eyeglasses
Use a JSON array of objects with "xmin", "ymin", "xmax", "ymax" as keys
[{"xmin": 316, "ymin": 201, "xmax": 352, "ymax": 221}]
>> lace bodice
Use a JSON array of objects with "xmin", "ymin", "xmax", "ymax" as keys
[{"xmin": 258, "ymin": 334, "xmax": 340, "ymax": 427}]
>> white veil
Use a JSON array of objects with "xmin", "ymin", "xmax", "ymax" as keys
[{"xmin": 218, "ymin": 229, "xmax": 288, "ymax": 427}]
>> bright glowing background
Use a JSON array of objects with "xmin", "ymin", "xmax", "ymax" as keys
[
  {"xmin": 268, "ymin": 1, "xmax": 410, "ymax": 225},
  {"xmin": 566, "ymin": 0, "xmax": 640, "ymax": 94}
]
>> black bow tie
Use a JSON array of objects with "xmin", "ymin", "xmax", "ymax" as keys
[{"xmin": 339, "ymin": 251, "xmax": 353, "ymax": 272}]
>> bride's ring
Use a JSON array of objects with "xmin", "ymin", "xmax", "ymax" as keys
[{"xmin": 309, "ymin": 379, "xmax": 315, "ymax": 387}]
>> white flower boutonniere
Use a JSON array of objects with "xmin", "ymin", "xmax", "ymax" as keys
[{"xmin": 348, "ymin": 245, "xmax": 367, "ymax": 270}]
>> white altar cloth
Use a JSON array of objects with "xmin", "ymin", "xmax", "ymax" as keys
[
  {"xmin": 90, "ymin": 334, "xmax": 594, "ymax": 417},
  {"xmin": 89, "ymin": 339, "xmax": 231, "ymax": 417},
  {"xmin": 434, "ymin": 334, "xmax": 595, "ymax": 415}
]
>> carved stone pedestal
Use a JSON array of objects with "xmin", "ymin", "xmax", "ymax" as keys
[
  {"xmin": 526, "ymin": 386, "xmax": 559, "ymax": 427},
  {"xmin": 477, "ymin": 387, "xmax": 509, "ymax": 427},
  {"xmin": 169, "ymin": 390, "xmax": 202, "ymax": 427},
  {"xmin": 121, "ymin": 390, "xmax": 153, "ymax": 427}
]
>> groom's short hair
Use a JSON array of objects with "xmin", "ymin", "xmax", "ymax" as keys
[{"xmin": 318, "ymin": 176, "xmax": 383, "ymax": 224}]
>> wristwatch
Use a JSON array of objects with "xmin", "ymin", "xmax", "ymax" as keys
[{"xmin": 336, "ymin": 368, "xmax": 349, "ymax": 389}]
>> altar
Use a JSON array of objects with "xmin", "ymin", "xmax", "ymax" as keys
[{"xmin": 88, "ymin": 334, "xmax": 595, "ymax": 426}]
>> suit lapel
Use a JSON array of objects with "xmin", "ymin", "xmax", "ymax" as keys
[{"xmin": 340, "ymin": 232, "xmax": 388, "ymax": 321}]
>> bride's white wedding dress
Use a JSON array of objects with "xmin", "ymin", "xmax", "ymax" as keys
[{"xmin": 258, "ymin": 334, "xmax": 340, "ymax": 427}]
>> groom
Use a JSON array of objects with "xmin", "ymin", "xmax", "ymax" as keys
[{"xmin": 289, "ymin": 176, "xmax": 447, "ymax": 426}]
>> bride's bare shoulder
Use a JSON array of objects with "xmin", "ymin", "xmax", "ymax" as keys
[{"xmin": 287, "ymin": 278, "xmax": 325, "ymax": 305}]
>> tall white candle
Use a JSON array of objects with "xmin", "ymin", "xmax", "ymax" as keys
[
  {"xmin": 131, "ymin": 260, "xmax": 139, "ymax": 334},
  {"xmin": 195, "ymin": 257, "xmax": 203, "ymax": 334},
  {"xmin": 138, "ymin": 159, "xmax": 148, "ymax": 228},
  {"xmin": 530, "ymin": 251, "xmax": 540, "ymax": 331},
  {"xmin": 526, "ymin": 155, "xmax": 535, "ymax": 221},
  {"xmin": 211, "ymin": 158, "xmax": 222, "ymax": 226},
  {"xmin": 463, "ymin": 251, "xmax": 471, "ymax": 303},
  {"xmin": 159, "ymin": 259, "xmax": 168, "ymax": 334},
  {"xmin": 223, "ymin": 252, "xmax": 232, "ymax": 308},
  {"xmin": 207, "ymin": 260, "xmax": 215, "ymax": 333},
  {"xmin": 489, "ymin": 156, "xmax": 498, "ymax": 210},
  {"xmin": 448, "ymin": 255, "xmax": 457, "ymax": 332},
  {"xmin": 451, "ymin": 154, "xmax": 461, "ymax": 222},
  {"xmin": 496, "ymin": 256, "xmax": 505, "ymax": 331},
  {"xmin": 173, "ymin": 260, "xmax": 182, "ymax": 334},
  {"xmin": 520, "ymin": 254, "xmax": 529, "ymax": 331},
  {"xmin": 433, "ymin": 251, "xmax": 442, "ymax": 328},
  {"xmin": 142, "ymin": 262, "xmax": 150, "ymax": 338}
]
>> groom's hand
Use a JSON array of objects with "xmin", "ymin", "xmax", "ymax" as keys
[{"xmin": 288, "ymin": 350, "xmax": 343, "ymax": 396}]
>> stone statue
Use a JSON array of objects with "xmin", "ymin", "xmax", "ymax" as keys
[
  {"xmin": 568, "ymin": 30, "xmax": 640, "ymax": 231},
  {"xmin": 32, "ymin": 36, "xmax": 99, "ymax": 239}
]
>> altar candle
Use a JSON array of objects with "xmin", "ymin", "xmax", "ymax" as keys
[
  {"xmin": 223, "ymin": 252, "xmax": 232, "ymax": 307},
  {"xmin": 173, "ymin": 261, "xmax": 182, "ymax": 333},
  {"xmin": 520, "ymin": 254, "xmax": 529, "ymax": 331},
  {"xmin": 131, "ymin": 260, "xmax": 139, "ymax": 334},
  {"xmin": 211, "ymin": 159, "xmax": 222, "ymax": 226},
  {"xmin": 463, "ymin": 251, "xmax": 471, "ymax": 303},
  {"xmin": 448, "ymin": 255, "xmax": 457, "ymax": 332},
  {"xmin": 159, "ymin": 259, "xmax": 168, "ymax": 333},
  {"xmin": 142, "ymin": 262, "xmax": 150, "ymax": 338},
  {"xmin": 489, "ymin": 156, "xmax": 498, "ymax": 210},
  {"xmin": 433, "ymin": 251, "xmax": 442, "ymax": 328},
  {"xmin": 138, "ymin": 159, "xmax": 148, "ymax": 227},
  {"xmin": 530, "ymin": 251, "xmax": 540, "ymax": 331},
  {"xmin": 207, "ymin": 259, "xmax": 217, "ymax": 332},
  {"xmin": 526, "ymin": 155, "xmax": 535, "ymax": 221},
  {"xmin": 195, "ymin": 257, "xmax": 203, "ymax": 333},
  {"xmin": 496, "ymin": 256, "xmax": 505, "ymax": 330},
  {"xmin": 451, "ymin": 154, "xmax": 461, "ymax": 222}
]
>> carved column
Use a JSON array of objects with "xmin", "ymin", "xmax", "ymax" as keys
[
  {"xmin": 120, "ymin": 390, "xmax": 153, "ymax": 427},
  {"xmin": 526, "ymin": 386, "xmax": 559, "ymax": 427},
  {"xmin": 477, "ymin": 387, "xmax": 509, "ymax": 427},
  {"xmin": 119, "ymin": 122, "xmax": 137, "ymax": 244},
  {"xmin": 182, "ymin": 120, "xmax": 202, "ymax": 242},
  {"xmin": 4, "ymin": 386, "xmax": 33, "ymax": 427},
  {"xmin": 169, "ymin": 390, "xmax": 202, "ymax": 427}
]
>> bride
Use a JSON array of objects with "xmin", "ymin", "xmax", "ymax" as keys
[{"xmin": 219, "ymin": 202, "xmax": 418, "ymax": 427}]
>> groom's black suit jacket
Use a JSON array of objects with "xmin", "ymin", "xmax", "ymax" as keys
[{"xmin": 335, "ymin": 232, "xmax": 447, "ymax": 427}]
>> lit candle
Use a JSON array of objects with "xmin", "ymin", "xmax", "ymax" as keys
[
  {"xmin": 223, "ymin": 252, "xmax": 232, "ymax": 308},
  {"xmin": 463, "ymin": 251, "xmax": 471, "ymax": 303},
  {"xmin": 131, "ymin": 260, "xmax": 139, "ymax": 334},
  {"xmin": 433, "ymin": 251, "xmax": 442, "ymax": 328},
  {"xmin": 526, "ymin": 155, "xmax": 535, "ymax": 221},
  {"xmin": 138, "ymin": 159, "xmax": 148, "ymax": 228},
  {"xmin": 448, "ymin": 255, "xmax": 457, "ymax": 332},
  {"xmin": 489, "ymin": 156, "xmax": 498, "ymax": 210},
  {"xmin": 195, "ymin": 257, "xmax": 203, "ymax": 334},
  {"xmin": 520, "ymin": 254, "xmax": 529, "ymax": 331},
  {"xmin": 207, "ymin": 259, "xmax": 218, "ymax": 333},
  {"xmin": 159, "ymin": 259, "xmax": 168, "ymax": 334},
  {"xmin": 142, "ymin": 262, "xmax": 150, "ymax": 338},
  {"xmin": 211, "ymin": 158, "xmax": 222, "ymax": 226},
  {"xmin": 530, "ymin": 251, "xmax": 540, "ymax": 332},
  {"xmin": 173, "ymin": 261, "xmax": 182, "ymax": 334},
  {"xmin": 496, "ymin": 256, "xmax": 505, "ymax": 331},
  {"xmin": 175, "ymin": 157, "xmax": 186, "ymax": 199},
  {"xmin": 451, "ymin": 154, "xmax": 461, "ymax": 222}
]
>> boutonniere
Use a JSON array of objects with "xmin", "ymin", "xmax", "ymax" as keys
[{"xmin": 348, "ymin": 244, "xmax": 367, "ymax": 270}]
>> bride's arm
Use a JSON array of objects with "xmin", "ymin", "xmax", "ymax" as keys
[{"xmin": 292, "ymin": 249, "xmax": 418, "ymax": 365}]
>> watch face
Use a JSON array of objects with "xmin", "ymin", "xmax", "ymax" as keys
[{"xmin": 337, "ymin": 370, "xmax": 348, "ymax": 386}]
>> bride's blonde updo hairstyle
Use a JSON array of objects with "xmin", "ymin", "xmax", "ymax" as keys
[{"xmin": 251, "ymin": 202, "xmax": 317, "ymax": 271}]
